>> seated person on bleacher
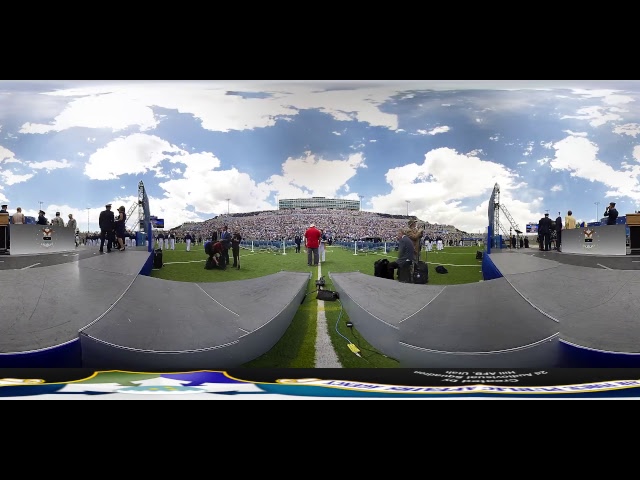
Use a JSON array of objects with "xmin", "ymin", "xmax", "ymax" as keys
[{"xmin": 387, "ymin": 228, "xmax": 415, "ymax": 282}]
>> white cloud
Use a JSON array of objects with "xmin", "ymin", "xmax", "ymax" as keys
[
  {"xmin": 414, "ymin": 126, "xmax": 450, "ymax": 136},
  {"xmin": 549, "ymin": 135, "xmax": 640, "ymax": 201},
  {"xmin": 15, "ymin": 82, "xmax": 406, "ymax": 137},
  {"xmin": 20, "ymin": 93, "xmax": 159, "ymax": 134},
  {"xmin": 613, "ymin": 123, "xmax": 640, "ymax": 138},
  {"xmin": 550, "ymin": 185, "xmax": 563, "ymax": 192},
  {"xmin": 263, "ymin": 152, "xmax": 367, "ymax": 199},
  {"xmin": 27, "ymin": 159, "xmax": 72, "ymax": 172},
  {"xmin": 0, "ymin": 170, "xmax": 34, "ymax": 186},
  {"xmin": 84, "ymin": 133, "xmax": 185, "ymax": 180},
  {"xmin": 561, "ymin": 105, "xmax": 623, "ymax": 128},
  {"xmin": 369, "ymin": 147, "xmax": 539, "ymax": 232},
  {"xmin": 563, "ymin": 130, "xmax": 588, "ymax": 137}
]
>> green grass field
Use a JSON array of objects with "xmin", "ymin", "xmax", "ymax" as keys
[{"xmin": 150, "ymin": 242, "xmax": 484, "ymax": 368}]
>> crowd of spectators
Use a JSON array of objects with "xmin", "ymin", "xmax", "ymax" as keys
[{"xmin": 154, "ymin": 208, "xmax": 477, "ymax": 246}]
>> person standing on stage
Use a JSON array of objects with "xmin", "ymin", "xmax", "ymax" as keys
[
  {"xmin": 12, "ymin": 207, "xmax": 25, "ymax": 225},
  {"xmin": 37, "ymin": 210, "xmax": 48, "ymax": 225},
  {"xmin": 0, "ymin": 204, "xmax": 9, "ymax": 250},
  {"xmin": 538, "ymin": 213, "xmax": 553, "ymax": 252},
  {"xmin": 604, "ymin": 202, "xmax": 619, "ymax": 225},
  {"xmin": 555, "ymin": 212, "xmax": 563, "ymax": 252},
  {"xmin": 98, "ymin": 203, "xmax": 115, "ymax": 253},
  {"xmin": 51, "ymin": 212, "xmax": 65, "ymax": 227},
  {"xmin": 564, "ymin": 210, "xmax": 576, "ymax": 230},
  {"xmin": 114, "ymin": 206, "xmax": 127, "ymax": 251},
  {"xmin": 67, "ymin": 214, "xmax": 78, "ymax": 247}
]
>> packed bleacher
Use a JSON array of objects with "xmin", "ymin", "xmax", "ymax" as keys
[{"xmin": 156, "ymin": 208, "xmax": 477, "ymax": 247}]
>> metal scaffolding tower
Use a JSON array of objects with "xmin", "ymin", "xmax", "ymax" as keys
[{"xmin": 492, "ymin": 183, "xmax": 522, "ymax": 248}]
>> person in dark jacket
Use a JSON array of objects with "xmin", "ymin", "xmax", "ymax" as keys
[
  {"xmin": 98, "ymin": 203, "xmax": 115, "ymax": 253},
  {"xmin": 555, "ymin": 212, "xmax": 563, "ymax": 251},
  {"xmin": 604, "ymin": 202, "xmax": 619, "ymax": 225},
  {"xmin": 387, "ymin": 228, "xmax": 415, "ymax": 282},
  {"xmin": 204, "ymin": 240, "xmax": 227, "ymax": 269},
  {"xmin": 538, "ymin": 213, "xmax": 553, "ymax": 252},
  {"xmin": 231, "ymin": 232, "xmax": 242, "ymax": 268},
  {"xmin": 37, "ymin": 210, "xmax": 48, "ymax": 225}
]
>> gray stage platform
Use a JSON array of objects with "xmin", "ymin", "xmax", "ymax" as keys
[
  {"xmin": 490, "ymin": 249, "xmax": 640, "ymax": 353},
  {"xmin": 0, "ymin": 249, "xmax": 311, "ymax": 369},
  {"xmin": 329, "ymin": 271, "xmax": 560, "ymax": 368},
  {"xmin": 80, "ymin": 271, "xmax": 311, "ymax": 370},
  {"xmin": 0, "ymin": 251, "xmax": 149, "ymax": 353}
]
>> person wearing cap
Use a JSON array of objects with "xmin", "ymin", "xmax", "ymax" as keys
[
  {"xmin": 402, "ymin": 218, "xmax": 424, "ymax": 261},
  {"xmin": 604, "ymin": 202, "xmax": 619, "ymax": 225},
  {"xmin": 37, "ymin": 210, "xmax": 48, "ymax": 225},
  {"xmin": 98, "ymin": 203, "xmax": 115, "ymax": 253},
  {"xmin": 538, "ymin": 212, "xmax": 553, "ymax": 251},
  {"xmin": 304, "ymin": 223, "xmax": 322, "ymax": 266},
  {"xmin": 51, "ymin": 211, "xmax": 65, "ymax": 226}
]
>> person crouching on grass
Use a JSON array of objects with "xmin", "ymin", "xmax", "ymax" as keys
[{"xmin": 204, "ymin": 240, "xmax": 227, "ymax": 270}]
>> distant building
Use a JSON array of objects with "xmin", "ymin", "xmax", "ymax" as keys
[{"xmin": 278, "ymin": 197, "xmax": 360, "ymax": 211}]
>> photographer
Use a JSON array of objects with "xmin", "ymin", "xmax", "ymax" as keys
[
  {"xmin": 604, "ymin": 202, "xmax": 618, "ymax": 225},
  {"xmin": 403, "ymin": 219, "xmax": 424, "ymax": 262}
]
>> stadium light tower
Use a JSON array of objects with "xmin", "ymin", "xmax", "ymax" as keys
[
  {"xmin": 406, "ymin": 200, "xmax": 410, "ymax": 217},
  {"xmin": 86, "ymin": 207, "xmax": 90, "ymax": 234},
  {"xmin": 359, "ymin": 195, "xmax": 364, "ymax": 211},
  {"xmin": 39, "ymin": 201, "xmax": 43, "ymax": 212},
  {"xmin": 226, "ymin": 198, "xmax": 230, "ymax": 216},
  {"xmin": 594, "ymin": 201, "xmax": 599, "ymax": 222}
]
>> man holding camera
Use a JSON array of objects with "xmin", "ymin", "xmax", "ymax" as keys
[
  {"xmin": 604, "ymin": 202, "xmax": 619, "ymax": 225},
  {"xmin": 403, "ymin": 219, "xmax": 424, "ymax": 262}
]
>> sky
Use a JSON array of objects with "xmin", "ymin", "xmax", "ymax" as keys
[{"xmin": 2, "ymin": 79, "xmax": 640, "ymax": 235}]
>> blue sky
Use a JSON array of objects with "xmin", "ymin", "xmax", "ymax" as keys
[{"xmin": 1, "ymin": 80, "xmax": 640, "ymax": 234}]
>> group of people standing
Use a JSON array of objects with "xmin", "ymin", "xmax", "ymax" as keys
[
  {"xmin": 98, "ymin": 203, "xmax": 127, "ymax": 253},
  {"xmin": 537, "ymin": 202, "xmax": 619, "ymax": 252},
  {"xmin": 203, "ymin": 225, "xmax": 242, "ymax": 270},
  {"xmin": 0, "ymin": 204, "xmax": 81, "ymax": 249}
]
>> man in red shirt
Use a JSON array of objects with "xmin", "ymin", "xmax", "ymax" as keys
[{"xmin": 304, "ymin": 223, "xmax": 322, "ymax": 266}]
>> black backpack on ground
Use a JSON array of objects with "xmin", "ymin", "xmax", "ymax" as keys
[
  {"xmin": 412, "ymin": 261, "xmax": 429, "ymax": 284},
  {"xmin": 153, "ymin": 249, "xmax": 163, "ymax": 269},
  {"xmin": 374, "ymin": 258, "xmax": 393, "ymax": 279}
]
